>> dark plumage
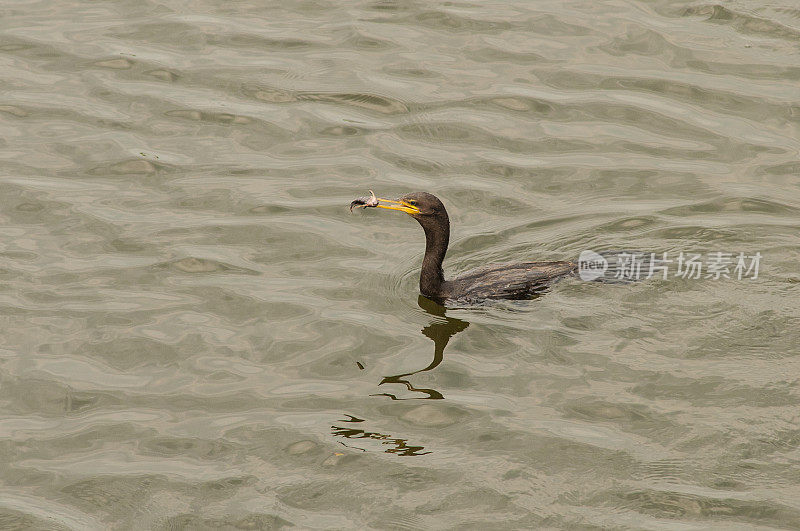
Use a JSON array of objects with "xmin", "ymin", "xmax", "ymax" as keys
[{"xmin": 350, "ymin": 191, "xmax": 577, "ymax": 302}]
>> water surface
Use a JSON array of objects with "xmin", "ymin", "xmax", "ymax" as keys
[{"xmin": 1, "ymin": 0, "xmax": 799, "ymax": 528}]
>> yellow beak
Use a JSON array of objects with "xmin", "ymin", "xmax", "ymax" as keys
[{"xmin": 375, "ymin": 198, "xmax": 420, "ymax": 215}]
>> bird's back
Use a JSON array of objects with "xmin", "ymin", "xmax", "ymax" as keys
[{"xmin": 442, "ymin": 260, "xmax": 577, "ymax": 301}]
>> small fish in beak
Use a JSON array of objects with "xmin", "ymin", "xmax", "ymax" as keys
[{"xmin": 350, "ymin": 189, "xmax": 380, "ymax": 212}]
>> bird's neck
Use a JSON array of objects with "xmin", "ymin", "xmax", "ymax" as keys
[{"xmin": 419, "ymin": 216, "xmax": 449, "ymax": 297}]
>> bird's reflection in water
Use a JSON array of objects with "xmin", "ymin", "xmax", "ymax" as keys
[
  {"xmin": 331, "ymin": 414, "xmax": 431, "ymax": 456},
  {"xmin": 330, "ymin": 297, "xmax": 470, "ymax": 455},
  {"xmin": 373, "ymin": 295, "xmax": 469, "ymax": 401}
]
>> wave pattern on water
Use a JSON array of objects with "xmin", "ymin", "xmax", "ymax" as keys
[{"xmin": 1, "ymin": 0, "xmax": 799, "ymax": 528}]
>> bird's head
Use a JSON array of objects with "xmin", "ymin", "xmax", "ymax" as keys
[
  {"xmin": 378, "ymin": 191, "xmax": 446, "ymax": 219},
  {"xmin": 351, "ymin": 191, "xmax": 451, "ymax": 292}
]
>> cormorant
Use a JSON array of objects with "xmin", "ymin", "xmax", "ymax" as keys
[{"xmin": 351, "ymin": 191, "xmax": 577, "ymax": 302}]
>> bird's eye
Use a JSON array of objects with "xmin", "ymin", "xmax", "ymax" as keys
[{"xmin": 408, "ymin": 200, "xmax": 417, "ymax": 205}]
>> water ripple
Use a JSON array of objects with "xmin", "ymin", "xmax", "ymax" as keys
[{"xmin": 1, "ymin": 0, "xmax": 799, "ymax": 528}]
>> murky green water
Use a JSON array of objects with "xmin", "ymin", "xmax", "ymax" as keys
[{"xmin": 1, "ymin": 0, "xmax": 799, "ymax": 528}]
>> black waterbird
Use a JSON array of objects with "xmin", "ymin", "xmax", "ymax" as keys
[{"xmin": 351, "ymin": 191, "xmax": 577, "ymax": 303}]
